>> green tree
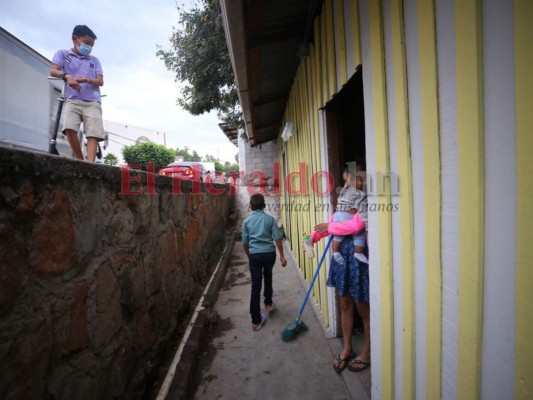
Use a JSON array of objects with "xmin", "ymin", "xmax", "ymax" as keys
[
  {"xmin": 220, "ymin": 160, "xmax": 239, "ymax": 173},
  {"xmin": 104, "ymin": 153, "xmax": 118, "ymax": 166},
  {"xmin": 176, "ymin": 146, "xmax": 193, "ymax": 161},
  {"xmin": 204, "ymin": 154, "xmax": 224, "ymax": 171},
  {"xmin": 191, "ymin": 150, "xmax": 201, "ymax": 161},
  {"xmin": 203, "ymin": 154, "xmax": 218, "ymax": 163},
  {"xmin": 122, "ymin": 142, "xmax": 175, "ymax": 172},
  {"xmin": 214, "ymin": 161, "xmax": 224, "ymax": 172},
  {"xmin": 175, "ymin": 146, "xmax": 202, "ymax": 161},
  {"xmin": 157, "ymin": 0, "xmax": 243, "ymax": 128}
]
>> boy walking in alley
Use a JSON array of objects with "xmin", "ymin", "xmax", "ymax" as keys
[
  {"xmin": 242, "ymin": 194, "xmax": 287, "ymax": 331},
  {"xmin": 50, "ymin": 25, "xmax": 105, "ymax": 162}
]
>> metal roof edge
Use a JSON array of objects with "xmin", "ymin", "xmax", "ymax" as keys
[{"xmin": 219, "ymin": 0, "xmax": 254, "ymax": 142}]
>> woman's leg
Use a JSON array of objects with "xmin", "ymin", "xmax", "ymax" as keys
[
  {"xmin": 334, "ymin": 296, "xmax": 355, "ymax": 369},
  {"xmin": 355, "ymin": 302, "xmax": 371, "ymax": 361}
]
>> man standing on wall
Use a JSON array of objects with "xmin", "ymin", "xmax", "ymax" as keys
[{"xmin": 50, "ymin": 25, "xmax": 104, "ymax": 162}]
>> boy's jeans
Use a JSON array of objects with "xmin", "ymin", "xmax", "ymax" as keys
[{"xmin": 248, "ymin": 252, "xmax": 276, "ymax": 324}]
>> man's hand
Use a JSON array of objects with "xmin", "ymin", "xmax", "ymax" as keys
[
  {"xmin": 280, "ymin": 256, "xmax": 287, "ymax": 267},
  {"xmin": 66, "ymin": 75, "xmax": 80, "ymax": 91},
  {"xmin": 314, "ymin": 223, "xmax": 329, "ymax": 234},
  {"xmin": 76, "ymin": 76, "xmax": 89, "ymax": 84}
]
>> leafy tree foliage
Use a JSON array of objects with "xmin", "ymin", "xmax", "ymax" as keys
[
  {"xmin": 122, "ymin": 142, "xmax": 175, "ymax": 172},
  {"xmin": 156, "ymin": 0, "xmax": 243, "ymax": 128},
  {"xmin": 224, "ymin": 161, "xmax": 239, "ymax": 173},
  {"xmin": 203, "ymin": 154, "xmax": 218, "ymax": 163},
  {"xmin": 176, "ymin": 146, "xmax": 201, "ymax": 161},
  {"xmin": 103, "ymin": 153, "xmax": 118, "ymax": 166},
  {"xmin": 203, "ymin": 153, "xmax": 238, "ymax": 172}
]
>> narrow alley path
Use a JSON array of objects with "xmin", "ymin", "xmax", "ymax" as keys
[{"xmin": 191, "ymin": 187, "xmax": 370, "ymax": 400}]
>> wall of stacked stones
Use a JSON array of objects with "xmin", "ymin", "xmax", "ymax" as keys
[{"xmin": 0, "ymin": 148, "xmax": 232, "ymax": 399}]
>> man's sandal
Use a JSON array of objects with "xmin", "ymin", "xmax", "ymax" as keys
[
  {"xmin": 333, "ymin": 352, "xmax": 356, "ymax": 373},
  {"xmin": 347, "ymin": 358, "xmax": 371, "ymax": 372}
]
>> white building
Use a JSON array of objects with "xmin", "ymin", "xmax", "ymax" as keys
[{"xmin": 102, "ymin": 120, "xmax": 166, "ymax": 163}]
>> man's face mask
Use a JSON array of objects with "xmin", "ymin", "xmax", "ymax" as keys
[
  {"xmin": 74, "ymin": 36, "xmax": 93, "ymax": 56},
  {"xmin": 77, "ymin": 42, "xmax": 92, "ymax": 56}
]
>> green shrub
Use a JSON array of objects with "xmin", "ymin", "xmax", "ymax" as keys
[{"xmin": 122, "ymin": 142, "xmax": 175, "ymax": 173}]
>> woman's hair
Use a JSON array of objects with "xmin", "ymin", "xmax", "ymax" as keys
[
  {"xmin": 72, "ymin": 25, "xmax": 97, "ymax": 39},
  {"xmin": 250, "ymin": 193, "xmax": 266, "ymax": 210},
  {"xmin": 343, "ymin": 165, "xmax": 358, "ymax": 180},
  {"xmin": 344, "ymin": 160, "xmax": 366, "ymax": 178}
]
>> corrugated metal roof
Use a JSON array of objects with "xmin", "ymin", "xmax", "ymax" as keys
[
  {"xmin": 222, "ymin": 0, "xmax": 322, "ymax": 145},
  {"xmin": 218, "ymin": 122, "xmax": 239, "ymax": 146}
]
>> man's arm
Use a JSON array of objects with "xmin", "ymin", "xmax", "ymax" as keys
[
  {"xmin": 76, "ymin": 58, "xmax": 104, "ymax": 87},
  {"xmin": 76, "ymin": 74, "xmax": 104, "ymax": 87},
  {"xmin": 275, "ymin": 239, "xmax": 287, "ymax": 267},
  {"xmin": 270, "ymin": 218, "xmax": 287, "ymax": 267},
  {"xmin": 242, "ymin": 220, "xmax": 250, "ymax": 257},
  {"xmin": 51, "ymin": 63, "xmax": 80, "ymax": 92}
]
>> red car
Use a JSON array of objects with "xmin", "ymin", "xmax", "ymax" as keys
[
  {"xmin": 207, "ymin": 170, "xmax": 227, "ymax": 184},
  {"xmin": 158, "ymin": 162, "xmax": 209, "ymax": 182}
]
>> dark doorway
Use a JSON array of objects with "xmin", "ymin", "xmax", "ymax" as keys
[
  {"xmin": 324, "ymin": 66, "xmax": 366, "ymax": 208},
  {"xmin": 324, "ymin": 66, "xmax": 366, "ymax": 334}
]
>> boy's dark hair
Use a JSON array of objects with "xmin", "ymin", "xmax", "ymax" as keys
[
  {"xmin": 250, "ymin": 194, "xmax": 266, "ymax": 211},
  {"xmin": 72, "ymin": 25, "xmax": 97, "ymax": 39}
]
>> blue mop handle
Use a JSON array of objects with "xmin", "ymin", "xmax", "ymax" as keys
[{"xmin": 296, "ymin": 235, "xmax": 334, "ymax": 321}]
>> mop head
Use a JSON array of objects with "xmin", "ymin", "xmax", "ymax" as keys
[{"xmin": 281, "ymin": 320, "xmax": 309, "ymax": 342}]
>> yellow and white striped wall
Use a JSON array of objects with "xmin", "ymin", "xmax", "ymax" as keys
[
  {"xmin": 278, "ymin": 0, "xmax": 365, "ymax": 334},
  {"xmin": 278, "ymin": 0, "xmax": 532, "ymax": 398}
]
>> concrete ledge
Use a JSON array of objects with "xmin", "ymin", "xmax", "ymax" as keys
[
  {"xmin": 0, "ymin": 146, "xmax": 230, "ymax": 194},
  {"xmin": 203, "ymin": 234, "xmax": 236, "ymax": 309},
  {"xmin": 166, "ymin": 310, "xmax": 218, "ymax": 399},
  {"xmin": 161, "ymin": 233, "xmax": 236, "ymax": 399}
]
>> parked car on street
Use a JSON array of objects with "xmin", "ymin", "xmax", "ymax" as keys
[
  {"xmin": 207, "ymin": 170, "xmax": 227, "ymax": 184},
  {"xmin": 158, "ymin": 161, "xmax": 209, "ymax": 182}
]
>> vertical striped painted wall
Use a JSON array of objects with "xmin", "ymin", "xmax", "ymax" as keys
[
  {"xmin": 358, "ymin": 0, "xmax": 533, "ymax": 398},
  {"xmin": 278, "ymin": 0, "xmax": 362, "ymax": 331},
  {"xmin": 278, "ymin": 0, "xmax": 532, "ymax": 397}
]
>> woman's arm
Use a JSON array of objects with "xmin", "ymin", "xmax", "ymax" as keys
[
  {"xmin": 310, "ymin": 215, "xmax": 334, "ymax": 243},
  {"xmin": 311, "ymin": 212, "xmax": 365, "ymax": 243}
]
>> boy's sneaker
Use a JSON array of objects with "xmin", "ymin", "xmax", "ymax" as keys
[
  {"xmin": 265, "ymin": 301, "xmax": 277, "ymax": 314},
  {"xmin": 354, "ymin": 252, "xmax": 369, "ymax": 264},
  {"xmin": 252, "ymin": 312, "xmax": 268, "ymax": 331},
  {"xmin": 333, "ymin": 252, "xmax": 344, "ymax": 264}
]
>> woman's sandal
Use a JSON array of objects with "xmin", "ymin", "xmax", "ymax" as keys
[
  {"xmin": 333, "ymin": 352, "xmax": 356, "ymax": 374},
  {"xmin": 347, "ymin": 357, "xmax": 371, "ymax": 372}
]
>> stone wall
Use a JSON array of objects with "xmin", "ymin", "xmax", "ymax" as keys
[{"xmin": 0, "ymin": 148, "xmax": 233, "ymax": 400}]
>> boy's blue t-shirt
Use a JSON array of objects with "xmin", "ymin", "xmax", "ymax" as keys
[
  {"xmin": 52, "ymin": 49, "xmax": 103, "ymax": 102},
  {"xmin": 242, "ymin": 210, "xmax": 282, "ymax": 254}
]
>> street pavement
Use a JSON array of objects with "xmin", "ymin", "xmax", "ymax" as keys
[{"xmin": 192, "ymin": 187, "xmax": 370, "ymax": 400}]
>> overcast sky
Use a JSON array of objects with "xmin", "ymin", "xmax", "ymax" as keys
[{"xmin": 1, "ymin": 0, "xmax": 238, "ymax": 163}]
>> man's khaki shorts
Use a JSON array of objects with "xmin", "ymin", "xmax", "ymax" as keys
[{"xmin": 62, "ymin": 100, "xmax": 105, "ymax": 141}]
